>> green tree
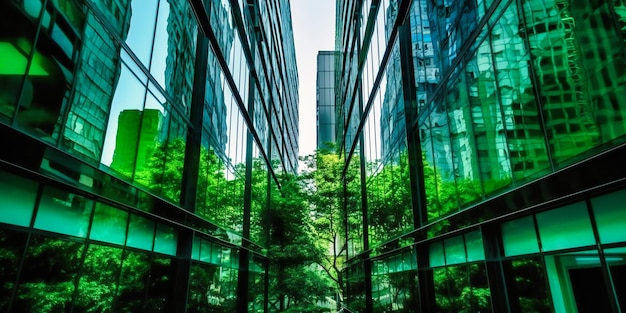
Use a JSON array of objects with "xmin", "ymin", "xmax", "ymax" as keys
[{"xmin": 264, "ymin": 173, "xmax": 329, "ymax": 311}]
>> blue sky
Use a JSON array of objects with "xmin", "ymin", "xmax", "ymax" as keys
[{"xmin": 291, "ymin": 1, "xmax": 336, "ymax": 157}]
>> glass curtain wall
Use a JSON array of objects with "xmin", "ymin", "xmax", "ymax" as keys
[
  {"xmin": 338, "ymin": 0, "xmax": 626, "ymax": 311},
  {"xmin": 0, "ymin": 0, "xmax": 299, "ymax": 312}
]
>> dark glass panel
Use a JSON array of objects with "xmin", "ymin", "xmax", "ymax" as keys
[
  {"xmin": 144, "ymin": 256, "xmax": 173, "ymax": 311},
  {"xmin": 116, "ymin": 249, "xmax": 149, "ymax": 312},
  {"xmin": 74, "ymin": 244, "xmax": 123, "ymax": 313},
  {"xmin": 13, "ymin": 235, "xmax": 84, "ymax": 312},
  {"xmin": 187, "ymin": 262, "xmax": 223, "ymax": 313},
  {"xmin": 505, "ymin": 257, "xmax": 554, "ymax": 313},
  {"xmin": 0, "ymin": 229, "xmax": 28, "ymax": 311},
  {"xmin": 468, "ymin": 263, "xmax": 492, "ymax": 313}
]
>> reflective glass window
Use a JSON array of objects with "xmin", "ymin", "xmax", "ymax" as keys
[
  {"xmin": 125, "ymin": 0, "xmax": 157, "ymax": 66},
  {"xmin": 154, "ymin": 223, "xmax": 177, "ymax": 256},
  {"xmin": 429, "ymin": 241, "xmax": 445, "ymax": 267},
  {"xmin": 0, "ymin": 171, "xmax": 38, "ymax": 227},
  {"xmin": 75, "ymin": 244, "xmax": 123, "ymax": 311},
  {"xmin": 591, "ymin": 189, "xmax": 626, "ymax": 244},
  {"xmin": 465, "ymin": 231, "xmax": 485, "ymax": 262},
  {"xmin": 117, "ymin": 249, "xmax": 149, "ymax": 311},
  {"xmin": 0, "ymin": 229, "xmax": 28, "ymax": 311},
  {"xmin": 89, "ymin": 202, "xmax": 128, "ymax": 245},
  {"xmin": 34, "ymin": 186, "xmax": 93, "ymax": 237},
  {"xmin": 444, "ymin": 235, "xmax": 466, "ymax": 265},
  {"xmin": 605, "ymin": 247, "xmax": 626, "ymax": 311},
  {"xmin": 505, "ymin": 257, "xmax": 553, "ymax": 312},
  {"xmin": 502, "ymin": 216, "xmax": 540, "ymax": 256},
  {"xmin": 126, "ymin": 214, "xmax": 155, "ymax": 251},
  {"xmin": 536, "ymin": 202, "xmax": 595, "ymax": 252},
  {"xmin": 145, "ymin": 256, "xmax": 174, "ymax": 309},
  {"xmin": 100, "ymin": 64, "xmax": 147, "ymax": 178},
  {"xmin": 13, "ymin": 235, "xmax": 84, "ymax": 311}
]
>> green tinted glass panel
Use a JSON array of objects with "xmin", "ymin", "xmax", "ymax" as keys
[
  {"xmin": 34, "ymin": 186, "xmax": 92, "ymax": 237},
  {"xmin": 537, "ymin": 202, "xmax": 595, "ymax": 252},
  {"xmin": 591, "ymin": 190, "xmax": 626, "ymax": 244},
  {"xmin": 211, "ymin": 243, "xmax": 222, "ymax": 265},
  {"xmin": 154, "ymin": 223, "xmax": 177, "ymax": 255},
  {"xmin": 445, "ymin": 236, "xmax": 466, "ymax": 265},
  {"xmin": 191, "ymin": 236, "xmax": 201, "ymax": 260},
  {"xmin": 0, "ymin": 171, "xmax": 37, "ymax": 227},
  {"xmin": 89, "ymin": 202, "xmax": 128, "ymax": 245},
  {"xmin": 502, "ymin": 216, "xmax": 539, "ymax": 256},
  {"xmin": 465, "ymin": 231, "xmax": 485, "ymax": 262},
  {"xmin": 126, "ymin": 214, "xmax": 154, "ymax": 251},
  {"xmin": 199, "ymin": 239, "xmax": 212, "ymax": 263},
  {"xmin": 429, "ymin": 242, "xmax": 445, "ymax": 267}
]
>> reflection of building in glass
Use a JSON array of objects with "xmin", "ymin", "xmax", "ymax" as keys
[
  {"xmin": 0, "ymin": 0, "xmax": 297, "ymax": 312},
  {"xmin": 62, "ymin": 1, "xmax": 131, "ymax": 161},
  {"xmin": 338, "ymin": 1, "xmax": 626, "ymax": 312},
  {"xmin": 110, "ymin": 109, "xmax": 163, "ymax": 175},
  {"xmin": 317, "ymin": 51, "xmax": 338, "ymax": 151}
]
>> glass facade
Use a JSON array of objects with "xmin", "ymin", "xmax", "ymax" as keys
[
  {"xmin": 317, "ymin": 51, "xmax": 339, "ymax": 151},
  {"xmin": 336, "ymin": 0, "xmax": 626, "ymax": 312},
  {"xmin": 0, "ymin": 0, "xmax": 298, "ymax": 312}
]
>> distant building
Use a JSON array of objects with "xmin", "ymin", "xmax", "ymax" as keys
[{"xmin": 317, "ymin": 51, "xmax": 339, "ymax": 151}]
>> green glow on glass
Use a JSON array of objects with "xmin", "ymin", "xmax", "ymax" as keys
[{"xmin": 0, "ymin": 42, "xmax": 49, "ymax": 76}]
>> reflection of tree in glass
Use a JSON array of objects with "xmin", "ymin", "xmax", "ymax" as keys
[
  {"xmin": 13, "ymin": 236, "xmax": 84, "ymax": 312},
  {"xmin": 509, "ymin": 258, "xmax": 553, "ymax": 313},
  {"xmin": 0, "ymin": 229, "xmax": 27, "ymax": 311},
  {"xmin": 433, "ymin": 264, "xmax": 492, "ymax": 313}
]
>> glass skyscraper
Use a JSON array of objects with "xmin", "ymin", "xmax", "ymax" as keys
[
  {"xmin": 317, "ymin": 50, "xmax": 339, "ymax": 151},
  {"xmin": 0, "ymin": 0, "xmax": 298, "ymax": 312},
  {"xmin": 336, "ymin": 0, "xmax": 626, "ymax": 312}
]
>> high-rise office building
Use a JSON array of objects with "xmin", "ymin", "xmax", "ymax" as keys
[
  {"xmin": 336, "ymin": 0, "xmax": 626, "ymax": 312},
  {"xmin": 317, "ymin": 51, "xmax": 339, "ymax": 151},
  {"xmin": 0, "ymin": 0, "xmax": 298, "ymax": 312}
]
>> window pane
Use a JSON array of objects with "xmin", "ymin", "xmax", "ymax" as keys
[
  {"xmin": 145, "ymin": 257, "xmax": 174, "ymax": 310},
  {"xmin": 12, "ymin": 235, "xmax": 84, "ymax": 312},
  {"xmin": 591, "ymin": 189, "xmax": 626, "ymax": 244},
  {"xmin": 125, "ymin": 0, "xmax": 157, "ymax": 66},
  {"xmin": 126, "ymin": 214, "xmax": 154, "ymax": 251},
  {"xmin": 0, "ymin": 171, "xmax": 38, "ymax": 227},
  {"xmin": 429, "ymin": 242, "xmax": 445, "ymax": 267},
  {"xmin": 445, "ymin": 235, "xmax": 466, "ymax": 265},
  {"xmin": 89, "ymin": 202, "xmax": 128, "ymax": 245},
  {"xmin": 502, "ymin": 215, "xmax": 539, "ymax": 256},
  {"xmin": 536, "ymin": 202, "xmax": 595, "ymax": 252},
  {"xmin": 117, "ymin": 249, "xmax": 149, "ymax": 311},
  {"xmin": 465, "ymin": 230, "xmax": 485, "ymax": 262},
  {"xmin": 74, "ymin": 244, "xmax": 122, "ymax": 312},
  {"xmin": 34, "ymin": 186, "xmax": 93, "ymax": 237},
  {"xmin": 505, "ymin": 257, "xmax": 554, "ymax": 312},
  {"xmin": 0, "ymin": 229, "xmax": 28, "ymax": 311},
  {"xmin": 100, "ymin": 64, "xmax": 147, "ymax": 177},
  {"xmin": 153, "ymin": 223, "xmax": 177, "ymax": 256}
]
